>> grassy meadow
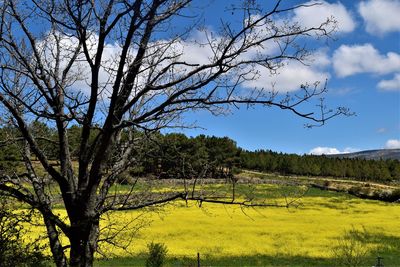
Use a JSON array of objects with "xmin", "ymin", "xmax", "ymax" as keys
[
  {"xmin": 90, "ymin": 184, "xmax": 400, "ymax": 266},
  {"xmin": 23, "ymin": 182, "xmax": 400, "ymax": 266}
]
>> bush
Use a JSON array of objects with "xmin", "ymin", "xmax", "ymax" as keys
[
  {"xmin": 332, "ymin": 227, "xmax": 369, "ymax": 267},
  {"xmin": 129, "ymin": 166, "xmax": 145, "ymax": 177},
  {"xmin": 115, "ymin": 172, "xmax": 135, "ymax": 185},
  {"xmin": 323, "ymin": 180, "xmax": 331, "ymax": 187},
  {"xmin": 348, "ymin": 185, "xmax": 371, "ymax": 197},
  {"xmin": 0, "ymin": 196, "xmax": 49, "ymax": 267},
  {"xmin": 390, "ymin": 188, "xmax": 400, "ymax": 202},
  {"xmin": 145, "ymin": 242, "xmax": 168, "ymax": 267}
]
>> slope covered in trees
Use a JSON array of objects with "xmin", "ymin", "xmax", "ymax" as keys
[
  {"xmin": 241, "ymin": 150, "xmax": 399, "ymax": 182},
  {"xmin": 0, "ymin": 125, "xmax": 399, "ymax": 182}
]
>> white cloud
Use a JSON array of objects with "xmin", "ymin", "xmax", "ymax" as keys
[
  {"xmin": 358, "ymin": 0, "xmax": 400, "ymax": 35},
  {"xmin": 242, "ymin": 50, "xmax": 330, "ymax": 92},
  {"xmin": 377, "ymin": 73, "xmax": 400, "ymax": 91},
  {"xmin": 333, "ymin": 44, "xmax": 400, "ymax": 77},
  {"xmin": 37, "ymin": 31, "xmax": 124, "ymax": 99},
  {"xmin": 309, "ymin": 146, "xmax": 358, "ymax": 155},
  {"xmin": 293, "ymin": 1, "xmax": 355, "ymax": 33},
  {"xmin": 311, "ymin": 49, "xmax": 331, "ymax": 68},
  {"xmin": 310, "ymin": 147, "xmax": 340, "ymax": 155},
  {"xmin": 385, "ymin": 139, "xmax": 400, "ymax": 149},
  {"xmin": 377, "ymin": 127, "xmax": 387, "ymax": 133},
  {"xmin": 36, "ymin": 22, "xmax": 334, "ymax": 99},
  {"xmin": 151, "ymin": 28, "xmax": 332, "ymax": 94}
]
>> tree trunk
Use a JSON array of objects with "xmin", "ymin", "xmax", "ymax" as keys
[
  {"xmin": 69, "ymin": 219, "xmax": 100, "ymax": 267},
  {"xmin": 44, "ymin": 218, "xmax": 68, "ymax": 267}
]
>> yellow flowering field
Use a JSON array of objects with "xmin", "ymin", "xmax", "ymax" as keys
[
  {"xmin": 106, "ymin": 189, "xmax": 399, "ymax": 258},
  {"xmin": 26, "ymin": 185, "xmax": 400, "ymax": 265}
]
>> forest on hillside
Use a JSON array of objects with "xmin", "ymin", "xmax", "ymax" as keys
[{"xmin": 1, "ymin": 123, "xmax": 399, "ymax": 182}]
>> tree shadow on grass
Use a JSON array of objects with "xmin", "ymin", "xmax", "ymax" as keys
[
  {"xmin": 95, "ymin": 254, "xmax": 335, "ymax": 267},
  {"xmin": 330, "ymin": 229, "xmax": 400, "ymax": 267},
  {"xmin": 366, "ymin": 232, "xmax": 400, "ymax": 266},
  {"xmin": 94, "ymin": 232, "xmax": 400, "ymax": 267}
]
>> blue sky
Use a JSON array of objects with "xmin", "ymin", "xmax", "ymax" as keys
[
  {"xmin": 10, "ymin": 0, "xmax": 397, "ymax": 155},
  {"xmin": 177, "ymin": 0, "xmax": 400, "ymax": 154}
]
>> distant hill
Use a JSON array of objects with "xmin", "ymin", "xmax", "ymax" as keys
[{"xmin": 329, "ymin": 149, "xmax": 400, "ymax": 160}]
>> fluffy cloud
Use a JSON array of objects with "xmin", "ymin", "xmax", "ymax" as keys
[
  {"xmin": 377, "ymin": 73, "xmax": 400, "ymax": 91},
  {"xmin": 293, "ymin": 1, "xmax": 355, "ymax": 33},
  {"xmin": 385, "ymin": 139, "xmax": 400, "ymax": 149},
  {"xmin": 309, "ymin": 147, "xmax": 340, "ymax": 155},
  {"xmin": 242, "ymin": 50, "xmax": 330, "ymax": 92},
  {"xmin": 358, "ymin": 0, "xmax": 400, "ymax": 35},
  {"xmin": 36, "ymin": 18, "xmax": 335, "ymax": 98},
  {"xmin": 333, "ymin": 44, "xmax": 400, "ymax": 77},
  {"xmin": 37, "ymin": 31, "xmax": 125, "ymax": 99},
  {"xmin": 309, "ymin": 147, "xmax": 358, "ymax": 155}
]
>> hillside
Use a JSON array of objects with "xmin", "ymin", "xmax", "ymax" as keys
[{"xmin": 329, "ymin": 149, "xmax": 400, "ymax": 160}]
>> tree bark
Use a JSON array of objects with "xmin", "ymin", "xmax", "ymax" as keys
[
  {"xmin": 44, "ymin": 218, "xmax": 68, "ymax": 267},
  {"xmin": 69, "ymin": 218, "xmax": 100, "ymax": 267}
]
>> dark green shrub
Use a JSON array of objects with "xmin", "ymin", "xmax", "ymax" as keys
[
  {"xmin": 348, "ymin": 186, "xmax": 362, "ymax": 195},
  {"xmin": 145, "ymin": 242, "xmax": 168, "ymax": 267},
  {"xmin": 115, "ymin": 172, "xmax": 135, "ymax": 185},
  {"xmin": 129, "ymin": 166, "xmax": 145, "ymax": 177},
  {"xmin": 231, "ymin": 167, "xmax": 241, "ymax": 175},
  {"xmin": 370, "ymin": 189, "xmax": 400, "ymax": 202},
  {"xmin": 391, "ymin": 189, "xmax": 400, "ymax": 199},
  {"xmin": 376, "ymin": 190, "xmax": 391, "ymax": 200},
  {"xmin": 323, "ymin": 180, "xmax": 331, "ymax": 187},
  {"xmin": 0, "ymin": 196, "xmax": 49, "ymax": 267}
]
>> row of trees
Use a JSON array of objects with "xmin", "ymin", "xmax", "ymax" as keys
[
  {"xmin": 133, "ymin": 134, "xmax": 400, "ymax": 182},
  {"xmin": 0, "ymin": 124, "xmax": 240, "ymax": 179},
  {"xmin": 139, "ymin": 133, "xmax": 240, "ymax": 179},
  {"xmin": 241, "ymin": 150, "xmax": 400, "ymax": 182},
  {"xmin": 1, "ymin": 124, "xmax": 399, "ymax": 182}
]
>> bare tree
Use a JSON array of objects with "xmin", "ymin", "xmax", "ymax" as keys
[{"xmin": 0, "ymin": 0, "xmax": 350, "ymax": 266}]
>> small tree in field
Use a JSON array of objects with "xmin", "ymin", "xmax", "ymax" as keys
[
  {"xmin": 145, "ymin": 242, "xmax": 168, "ymax": 267},
  {"xmin": 332, "ymin": 227, "xmax": 370, "ymax": 267},
  {"xmin": 0, "ymin": 0, "xmax": 350, "ymax": 266}
]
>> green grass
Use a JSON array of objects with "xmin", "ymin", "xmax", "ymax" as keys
[{"xmin": 95, "ymin": 254, "xmax": 337, "ymax": 266}]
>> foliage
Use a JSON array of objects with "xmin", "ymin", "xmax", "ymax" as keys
[
  {"xmin": 140, "ymin": 133, "xmax": 240, "ymax": 179},
  {"xmin": 240, "ymin": 149, "xmax": 400, "ymax": 182},
  {"xmin": 0, "ymin": 124, "xmax": 398, "ymax": 183},
  {"xmin": 391, "ymin": 188, "xmax": 400, "ymax": 201},
  {"xmin": 118, "ymin": 133, "xmax": 400, "ymax": 182},
  {"xmin": 145, "ymin": 242, "xmax": 168, "ymax": 267},
  {"xmin": 0, "ymin": 196, "xmax": 49, "ymax": 267},
  {"xmin": 331, "ymin": 227, "xmax": 370, "ymax": 267}
]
